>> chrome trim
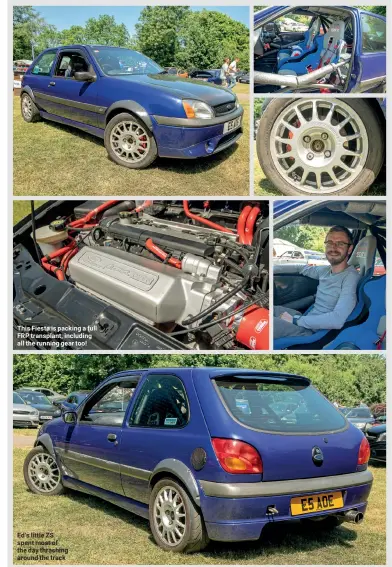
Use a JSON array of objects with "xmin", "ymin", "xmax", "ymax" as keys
[
  {"xmin": 153, "ymin": 106, "xmax": 243, "ymax": 128},
  {"xmin": 34, "ymin": 91, "xmax": 107, "ymax": 114},
  {"xmin": 56, "ymin": 447, "xmax": 151, "ymax": 480},
  {"xmin": 200, "ymin": 469, "xmax": 373, "ymax": 498}
]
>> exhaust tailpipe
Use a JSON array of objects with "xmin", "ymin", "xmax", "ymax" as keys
[
  {"xmin": 342, "ymin": 509, "xmax": 364, "ymax": 524},
  {"xmin": 254, "ymin": 61, "xmax": 347, "ymax": 88}
]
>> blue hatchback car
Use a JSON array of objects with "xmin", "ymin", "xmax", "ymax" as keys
[
  {"xmin": 20, "ymin": 46, "xmax": 243, "ymax": 169},
  {"xmin": 24, "ymin": 368, "xmax": 372, "ymax": 553}
]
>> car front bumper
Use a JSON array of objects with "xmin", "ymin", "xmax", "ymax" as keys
[
  {"xmin": 198, "ymin": 469, "xmax": 373, "ymax": 542},
  {"xmin": 151, "ymin": 106, "xmax": 244, "ymax": 158},
  {"xmin": 13, "ymin": 415, "xmax": 39, "ymax": 428}
]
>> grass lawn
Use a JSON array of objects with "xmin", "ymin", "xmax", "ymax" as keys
[
  {"xmin": 13, "ymin": 428, "xmax": 38, "ymax": 437},
  {"xmin": 254, "ymin": 143, "xmax": 386, "ymax": 197},
  {"xmin": 13, "ymin": 445, "xmax": 386, "ymax": 565},
  {"xmin": 13, "ymin": 84, "xmax": 250, "ymax": 197}
]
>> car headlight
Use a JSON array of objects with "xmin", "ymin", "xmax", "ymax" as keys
[
  {"xmin": 235, "ymin": 95, "xmax": 240, "ymax": 109},
  {"xmin": 377, "ymin": 433, "xmax": 386, "ymax": 442},
  {"xmin": 182, "ymin": 99, "xmax": 214, "ymax": 119},
  {"xmin": 31, "ymin": 409, "xmax": 39, "ymax": 416},
  {"xmin": 354, "ymin": 422, "xmax": 366, "ymax": 429}
]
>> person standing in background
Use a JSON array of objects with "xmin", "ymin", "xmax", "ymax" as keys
[
  {"xmin": 228, "ymin": 57, "xmax": 240, "ymax": 89},
  {"xmin": 220, "ymin": 57, "xmax": 230, "ymax": 87}
]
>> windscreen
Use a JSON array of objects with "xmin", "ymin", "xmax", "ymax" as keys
[
  {"xmin": 92, "ymin": 47, "xmax": 163, "ymax": 76},
  {"xmin": 215, "ymin": 377, "xmax": 347, "ymax": 433}
]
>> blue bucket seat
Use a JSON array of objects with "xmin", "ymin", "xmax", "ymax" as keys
[
  {"xmin": 274, "ymin": 235, "xmax": 377, "ymax": 350},
  {"xmin": 278, "ymin": 19, "xmax": 346, "ymax": 76},
  {"xmin": 277, "ymin": 17, "xmax": 321, "ymax": 69}
]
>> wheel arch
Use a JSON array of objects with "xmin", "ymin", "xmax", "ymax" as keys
[
  {"xmin": 105, "ymin": 100, "xmax": 153, "ymax": 131},
  {"xmin": 20, "ymin": 85, "xmax": 35, "ymax": 101},
  {"xmin": 149, "ymin": 459, "xmax": 200, "ymax": 506},
  {"xmin": 34, "ymin": 433, "xmax": 55, "ymax": 457}
]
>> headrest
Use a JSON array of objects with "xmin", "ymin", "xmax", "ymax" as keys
[
  {"xmin": 348, "ymin": 235, "xmax": 377, "ymax": 277},
  {"xmin": 323, "ymin": 20, "xmax": 345, "ymax": 48},
  {"xmin": 306, "ymin": 17, "xmax": 321, "ymax": 49}
]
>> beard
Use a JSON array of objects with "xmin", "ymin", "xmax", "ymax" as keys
[{"xmin": 326, "ymin": 250, "xmax": 348, "ymax": 265}]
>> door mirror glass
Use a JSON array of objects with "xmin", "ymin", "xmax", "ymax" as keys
[{"xmin": 62, "ymin": 411, "xmax": 77, "ymax": 424}]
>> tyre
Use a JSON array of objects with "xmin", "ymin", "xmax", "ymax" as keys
[
  {"xmin": 20, "ymin": 93, "xmax": 41, "ymax": 123},
  {"xmin": 301, "ymin": 515, "xmax": 345, "ymax": 531},
  {"xmin": 257, "ymin": 98, "xmax": 385, "ymax": 196},
  {"xmin": 23, "ymin": 446, "xmax": 65, "ymax": 496},
  {"xmin": 149, "ymin": 478, "xmax": 209, "ymax": 553},
  {"xmin": 104, "ymin": 112, "xmax": 158, "ymax": 169}
]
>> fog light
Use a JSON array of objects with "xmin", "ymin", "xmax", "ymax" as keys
[{"xmin": 205, "ymin": 141, "xmax": 215, "ymax": 154}]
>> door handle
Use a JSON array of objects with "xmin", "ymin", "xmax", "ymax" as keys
[
  {"xmin": 107, "ymin": 433, "xmax": 118, "ymax": 445},
  {"xmin": 48, "ymin": 81, "xmax": 56, "ymax": 87}
]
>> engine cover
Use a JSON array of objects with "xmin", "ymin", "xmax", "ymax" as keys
[{"xmin": 68, "ymin": 246, "xmax": 227, "ymax": 325}]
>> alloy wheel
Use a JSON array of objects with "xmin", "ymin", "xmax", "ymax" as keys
[
  {"xmin": 153, "ymin": 486, "xmax": 187, "ymax": 547},
  {"xmin": 22, "ymin": 95, "xmax": 33, "ymax": 120},
  {"xmin": 269, "ymin": 99, "xmax": 368, "ymax": 194},
  {"xmin": 109, "ymin": 120, "xmax": 151, "ymax": 163},
  {"xmin": 27, "ymin": 453, "xmax": 61, "ymax": 493}
]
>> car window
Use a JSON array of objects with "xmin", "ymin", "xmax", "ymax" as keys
[
  {"xmin": 347, "ymin": 408, "xmax": 372, "ymax": 418},
  {"xmin": 92, "ymin": 47, "xmax": 162, "ymax": 76},
  {"xmin": 54, "ymin": 51, "xmax": 89, "ymax": 78},
  {"xmin": 31, "ymin": 51, "xmax": 57, "ymax": 76},
  {"xmin": 130, "ymin": 374, "xmax": 189, "ymax": 428},
  {"xmin": 19, "ymin": 392, "xmax": 51, "ymax": 405},
  {"xmin": 275, "ymin": 14, "xmax": 313, "ymax": 33},
  {"xmin": 80, "ymin": 379, "xmax": 138, "ymax": 426},
  {"xmin": 13, "ymin": 392, "xmax": 25, "ymax": 404},
  {"xmin": 215, "ymin": 377, "xmax": 347, "ymax": 434},
  {"xmin": 361, "ymin": 14, "xmax": 386, "ymax": 53}
]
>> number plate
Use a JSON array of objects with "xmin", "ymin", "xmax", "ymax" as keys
[
  {"xmin": 40, "ymin": 416, "xmax": 52, "ymax": 420},
  {"xmin": 223, "ymin": 116, "xmax": 241, "ymax": 134},
  {"xmin": 290, "ymin": 491, "xmax": 343, "ymax": 516}
]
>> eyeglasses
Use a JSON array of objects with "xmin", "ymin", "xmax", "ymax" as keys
[{"xmin": 324, "ymin": 240, "xmax": 351, "ymax": 248}]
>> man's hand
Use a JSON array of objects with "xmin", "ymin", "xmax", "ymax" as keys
[{"xmin": 279, "ymin": 311, "xmax": 293, "ymax": 324}]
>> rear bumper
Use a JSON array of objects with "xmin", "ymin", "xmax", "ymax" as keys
[
  {"xmin": 199, "ymin": 471, "xmax": 373, "ymax": 542},
  {"xmin": 152, "ymin": 109, "xmax": 243, "ymax": 159}
]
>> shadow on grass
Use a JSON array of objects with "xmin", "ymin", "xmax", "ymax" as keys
[
  {"xmin": 38, "ymin": 116, "xmax": 243, "ymax": 175},
  {"xmin": 58, "ymin": 487, "xmax": 359, "ymax": 560}
]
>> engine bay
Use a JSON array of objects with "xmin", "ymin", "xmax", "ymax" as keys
[
  {"xmin": 13, "ymin": 200, "xmax": 270, "ymax": 351},
  {"xmin": 254, "ymin": 7, "xmax": 354, "ymax": 93}
]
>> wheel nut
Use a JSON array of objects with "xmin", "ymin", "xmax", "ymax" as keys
[
  {"xmin": 307, "ymin": 153, "xmax": 314, "ymax": 160},
  {"xmin": 303, "ymin": 136, "xmax": 311, "ymax": 143},
  {"xmin": 321, "ymin": 133, "xmax": 328, "ymax": 140},
  {"xmin": 324, "ymin": 150, "xmax": 331, "ymax": 158}
]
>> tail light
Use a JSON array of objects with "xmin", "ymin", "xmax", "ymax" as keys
[
  {"xmin": 212, "ymin": 438, "xmax": 263, "ymax": 474},
  {"xmin": 357, "ymin": 436, "xmax": 371, "ymax": 466}
]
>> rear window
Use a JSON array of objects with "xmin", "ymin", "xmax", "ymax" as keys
[{"xmin": 215, "ymin": 377, "xmax": 347, "ymax": 434}]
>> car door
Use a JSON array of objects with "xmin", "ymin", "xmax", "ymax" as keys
[
  {"xmin": 57, "ymin": 378, "xmax": 138, "ymax": 495},
  {"xmin": 25, "ymin": 50, "xmax": 58, "ymax": 113},
  {"xmin": 357, "ymin": 12, "xmax": 386, "ymax": 92},
  {"xmin": 37, "ymin": 48, "xmax": 101, "ymax": 126},
  {"xmin": 118, "ymin": 372, "xmax": 192, "ymax": 504}
]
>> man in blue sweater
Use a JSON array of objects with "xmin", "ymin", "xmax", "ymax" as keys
[{"xmin": 274, "ymin": 226, "xmax": 360, "ymax": 339}]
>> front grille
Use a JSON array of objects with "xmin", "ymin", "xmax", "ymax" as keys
[
  {"xmin": 214, "ymin": 101, "xmax": 236, "ymax": 117},
  {"xmin": 14, "ymin": 410, "xmax": 35, "ymax": 415}
]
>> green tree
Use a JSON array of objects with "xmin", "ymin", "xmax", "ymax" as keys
[
  {"xmin": 13, "ymin": 6, "xmax": 53, "ymax": 60},
  {"xmin": 175, "ymin": 10, "xmax": 249, "ymax": 71},
  {"xmin": 276, "ymin": 225, "xmax": 328, "ymax": 252},
  {"xmin": 358, "ymin": 6, "xmax": 386, "ymax": 16},
  {"xmin": 134, "ymin": 7, "xmax": 190, "ymax": 67},
  {"xmin": 13, "ymin": 354, "xmax": 386, "ymax": 407},
  {"xmin": 84, "ymin": 15, "xmax": 131, "ymax": 46}
]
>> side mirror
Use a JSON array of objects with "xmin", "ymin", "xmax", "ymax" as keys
[
  {"xmin": 74, "ymin": 71, "xmax": 96, "ymax": 83},
  {"xmin": 62, "ymin": 411, "xmax": 77, "ymax": 424}
]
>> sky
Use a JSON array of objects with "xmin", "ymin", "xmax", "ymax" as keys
[{"xmin": 35, "ymin": 6, "xmax": 250, "ymax": 33}]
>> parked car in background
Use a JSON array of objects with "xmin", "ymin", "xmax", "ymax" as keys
[
  {"xmin": 274, "ymin": 249, "xmax": 307, "ymax": 265},
  {"xmin": 59, "ymin": 390, "xmax": 92, "ymax": 411},
  {"xmin": 20, "ymin": 386, "xmax": 66, "ymax": 404},
  {"xmin": 306, "ymin": 254, "xmax": 329, "ymax": 267},
  {"xmin": 24, "ymin": 368, "xmax": 372, "ymax": 553},
  {"xmin": 13, "ymin": 392, "xmax": 39, "ymax": 428},
  {"xmin": 366, "ymin": 423, "xmax": 386, "ymax": 463},
  {"xmin": 21, "ymin": 45, "xmax": 243, "ymax": 169},
  {"xmin": 340, "ymin": 407, "xmax": 375, "ymax": 432},
  {"xmin": 164, "ymin": 67, "xmax": 188, "ymax": 78},
  {"xmin": 16, "ymin": 390, "xmax": 61, "ymax": 424},
  {"xmin": 188, "ymin": 69, "xmax": 224, "ymax": 85}
]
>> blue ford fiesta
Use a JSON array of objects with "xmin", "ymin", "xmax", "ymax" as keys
[
  {"xmin": 20, "ymin": 45, "xmax": 243, "ymax": 169},
  {"xmin": 24, "ymin": 368, "xmax": 372, "ymax": 553}
]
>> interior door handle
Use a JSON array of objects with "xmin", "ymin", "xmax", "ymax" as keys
[
  {"xmin": 107, "ymin": 433, "xmax": 118, "ymax": 444},
  {"xmin": 48, "ymin": 81, "xmax": 56, "ymax": 86}
]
